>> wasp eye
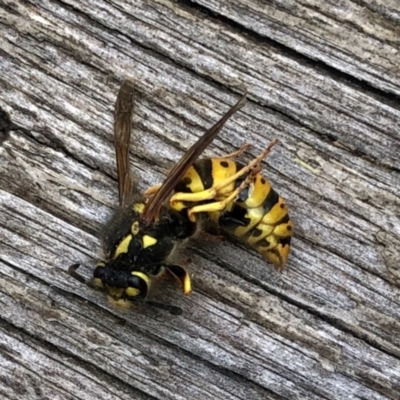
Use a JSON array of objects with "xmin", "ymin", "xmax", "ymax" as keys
[{"xmin": 126, "ymin": 274, "xmax": 149, "ymax": 299}]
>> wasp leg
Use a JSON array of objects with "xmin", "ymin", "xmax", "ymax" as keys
[
  {"xmin": 170, "ymin": 139, "xmax": 278, "ymax": 221},
  {"xmin": 186, "ymin": 166, "xmax": 261, "ymax": 221},
  {"xmin": 143, "ymin": 184, "xmax": 162, "ymax": 197},
  {"xmin": 221, "ymin": 143, "xmax": 251, "ymax": 158},
  {"xmin": 165, "ymin": 265, "xmax": 192, "ymax": 295}
]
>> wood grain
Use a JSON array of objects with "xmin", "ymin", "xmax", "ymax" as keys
[{"xmin": 0, "ymin": 1, "xmax": 399, "ymax": 399}]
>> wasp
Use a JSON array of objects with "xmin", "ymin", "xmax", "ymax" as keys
[{"xmin": 69, "ymin": 79, "xmax": 292, "ymax": 314}]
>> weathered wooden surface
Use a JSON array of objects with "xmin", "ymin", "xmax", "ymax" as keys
[{"xmin": 1, "ymin": 0, "xmax": 400, "ymax": 399}]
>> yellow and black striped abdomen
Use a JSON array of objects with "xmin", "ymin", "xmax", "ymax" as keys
[
  {"xmin": 173, "ymin": 158, "xmax": 292, "ymax": 270},
  {"xmin": 210, "ymin": 171, "xmax": 292, "ymax": 270},
  {"xmin": 174, "ymin": 158, "xmax": 238, "ymax": 195}
]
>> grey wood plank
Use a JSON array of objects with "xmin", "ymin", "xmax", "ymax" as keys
[
  {"xmin": 0, "ymin": 1, "xmax": 399, "ymax": 399},
  {"xmin": 194, "ymin": 0, "xmax": 400, "ymax": 96}
]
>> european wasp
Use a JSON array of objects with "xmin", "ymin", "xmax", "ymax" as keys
[{"xmin": 69, "ymin": 79, "xmax": 292, "ymax": 314}]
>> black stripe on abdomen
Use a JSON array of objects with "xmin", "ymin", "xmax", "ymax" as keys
[
  {"xmin": 193, "ymin": 159, "xmax": 213, "ymax": 189},
  {"xmin": 263, "ymin": 187, "xmax": 280, "ymax": 213}
]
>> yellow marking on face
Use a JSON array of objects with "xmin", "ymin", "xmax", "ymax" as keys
[
  {"xmin": 107, "ymin": 296, "xmax": 133, "ymax": 309},
  {"xmin": 97, "ymin": 262, "xmax": 105, "ymax": 267},
  {"xmin": 131, "ymin": 221, "xmax": 139, "ymax": 236},
  {"xmin": 93, "ymin": 278, "xmax": 104, "ymax": 289},
  {"xmin": 133, "ymin": 203, "xmax": 145, "ymax": 214},
  {"xmin": 142, "ymin": 235, "xmax": 157, "ymax": 248},
  {"xmin": 113, "ymin": 234, "xmax": 132, "ymax": 258},
  {"xmin": 125, "ymin": 287, "xmax": 140, "ymax": 297},
  {"xmin": 105, "ymin": 286, "xmax": 124, "ymax": 299}
]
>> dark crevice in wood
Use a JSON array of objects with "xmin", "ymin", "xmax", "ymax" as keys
[
  {"xmin": 94, "ymin": 0, "xmax": 400, "ymax": 174},
  {"xmin": 43, "ymin": 270, "xmax": 293, "ymax": 398},
  {"xmin": 49, "ymin": 283, "xmax": 284, "ymax": 399},
  {"xmin": 3, "ymin": 5, "xmax": 250, "ymax": 177},
  {"xmin": 49, "ymin": 284, "xmax": 129, "ymax": 327},
  {"xmin": 0, "ymin": 102, "xmax": 34, "ymax": 145},
  {"xmin": 352, "ymin": 0, "xmax": 400, "ymax": 24},
  {"xmin": 0, "ymin": 2, "xmax": 21, "ymax": 16},
  {"xmin": 249, "ymin": 98, "xmax": 400, "ymax": 177},
  {"xmin": 52, "ymin": 0, "xmax": 193, "ymax": 78},
  {"xmin": 160, "ymin": 289, "xmax": 331, "ymax": 398},
  {"xmin": 0, "ymin": 103, "xmax": 117, "ymax": 190},
  {"xmin": 16, "ymin": 3, "xmax": 113, "ymax": 82},
  {"xmin": 2, "ymin": 266, "xmax": 224, "ymax": 397},
  {"xmin": 302, "ymin": 1, "xmax": 396, "ymax": 48},
  {"xmin": 49, "ymin": 0, "xmax": 260, "ymax": 109},
  {"xmin": 4, "ymin": 2, "xmax": 400, "ymax": 180},
  {"xmin": 294, "ymin": 221, "xmax": 400, "ymax": 294},
  {"xmin": 0, "ymin": 316, "xmax": 156, "ymax": 400},
  {"xmin": 20, "ymin": 124, "xmax": 111, "ymax": 175},
  {"xmin": 209, "ymin": 250, "xmax": 400, "ymax": 362},
  {"xmin": 128, "ymin": 324, "xmax": 285, "ymax": 399},
  {"xmin": 183, "ymin": 0, "xmax": 400, "ymax": 105},
  {"xmin": 169, "ymin": 2, "xmax": 400, "ymax": 169},
  {"xmin": 0, "ymin": 107, "xmax": 12, "ymax": 144},
  {"xmin": 337, "ymin": 142, "xmax": 400, "ymax": 174},
  {"xmin": 195, "ymin": 238, "xmax": 397, "ymax": 338},
  {"xmin": 15, "ymin": 2, "xmax": 399, "ymax": 177}
]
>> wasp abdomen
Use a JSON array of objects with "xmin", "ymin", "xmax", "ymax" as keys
[
  {"xmin": 175, "ymin": 158, "xmax": 238, "ymax": 195},
  {"xmin": 174, "ymin": 156, "xmax": 292, "ymax": 270},
  {"xmin": 216, "ymin": 173, "xmax": 292, "ymax": 270}
]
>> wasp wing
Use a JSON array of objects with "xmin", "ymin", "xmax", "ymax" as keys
[
  {"xmin": 141, "ymin": 92, "xmax": 247, "ymax": 226},
  {"xmin": 114, "ymin": 79, "xmax": 135, "ymax": 207}
]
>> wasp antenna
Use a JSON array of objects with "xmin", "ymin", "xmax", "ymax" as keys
[
  {"xmin": 145, "ymin": 300, "xmax": 183, "ymax": 315},
  {"xmin": 236, "ymin": 91, "xmax": 247, "ymax": 108},
  {"xmin": 68, "ymin": 263, "xmax": 88, "ymax": 285}
]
